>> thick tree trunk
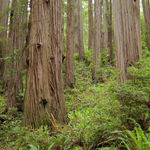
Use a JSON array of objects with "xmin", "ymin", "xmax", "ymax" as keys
[
  {"xmin": 24, "ymin": 0, "xmax": 66, "ymax": 127},
  {"xmin": 65, "ymin": 0, "xmax": 75, "ymax": 88},
  {"xmin": 0, "ymin": 0, "xmax": 9, "ymax": 79},
  {"xmin": 113, "ymin": 0, "xmax": 142, "ymax": 82},
  {"xmin": 88, "ymin": 0, "xmax": 94, "ymax": 50},
  {"xmin": 6, "ymin": 0, "xmax": 28, "ymax": 108},
  {"xmin": 93, "ymin": 0, "xmax": 101, "ymax": 81},
  {"xmin": 78, "ymin": 0, "xmax": 84, "ymax": 62},
  {"xmin": 142, "ymin": 0, "xmax": 150, "ymax": 51},
  {"xmin": 121, "ymin": 0, "xmax": 142, "ymax": 68}
]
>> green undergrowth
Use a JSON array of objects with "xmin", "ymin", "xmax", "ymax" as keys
[
  {"xmin": 111, "ymin": 125, "xmax": 150, "ymax": 150},
  {"xmin": 0, "ymin": 49, "xmax": 150, "ymax": 149},
  {"xmin": 109, "ymin": 55, "xmax": 150, "ymax": 127},
  {"xmin": 0, "ymin": 95, "xmax": 7, "ymax": 112},
  {"xmin": 0, "ymin": 57, "xmax": 122, "ymax": 149}
]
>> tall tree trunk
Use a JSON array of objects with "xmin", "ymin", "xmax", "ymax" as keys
[
  {"xmin": 121, "ymin": 0, "xmax": 142, "ymax": 68},
  {"xmin": 142, "ymin": 0, "xmax": 150, "ymax": 51},
  {"xmin": 74, "ymin": 0, "xmax": 79, "ymax": 53},
  {"xmin": 65, "ymin": 0, "xmax": 75, "ymax": 88},
  {"xmin": 113, "ymin": 0, "xmax": 142, "ymax": 82},
  {"xmin": 0, "ymin": 0, "xmax": 9, "ymax": 80},
  {"xmin": 24, "ymin": 0, "xmax": 66, "ymax": 127},
  {"xmin": 103, "ymin": 0, "xmax": 108, "ymax": 50},
  {"xmin": 93, "ymin": 0, "xmax": 101, "ymax": 81},
  {"xmin": 7, "ymin": 0, "xmax": 28, "ymax": 108},
  {"xmin": 78, "ymin": 0, "xmax": 84, "ymax": 62},
  {"xmin": 62, "ymin": 1, "xmax": 66, "ymax": 55},
  {"xmin": 88, "ymin": 0, "xmax": 94, "ymax": 50},
  {"xmin": 113, "ymin": 0, "xmax": 126, "ymax": 82},
  {"xmin": 100, "ymin": 0, "xmax": 104, "ymax": 51},
  {"xmin": 108, "ymin": 0, "xmax": 113, "ymax": 63}
]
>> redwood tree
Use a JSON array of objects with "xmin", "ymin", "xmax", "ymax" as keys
[
  {"xmin": 0, "ymin": 0, "xmax": 9, "ymax": 79},
  {"xmin": 142, "ymin": 0, "xmax": 150, "ymax": 51},
  {"xmin": 24, "ymin": 0, "xmax": 66, "ymax": 127},
  {"xmin": 108, "ymin": 0, "xmax": 113, "ymax": 62},
  {"xmin": 74, "ymin": 0, "xmax": 79, "ymax": 53},
  {"xmin": 78, "ymin": 0, "xmax": 84, "ymax": 62},
  {"xmin": 66, "ymin": 0, "xmax": 75, "ymax": 88},
  {"xmin": 88, "ymin": 0, "xmax": 94, "ymax": 50},
  {"xmin": 113, "ymin": 0, "xmax": 126, "ymax": 82},
  {"xmin": 6, "ymin": 0, "xmax": 28, "ymax": 108},
  {"xmin": 93, "ymin": 0, "xmax": 101, "ymax": 81},
  {"xmin": 113, "ymin": 0, "xmax": 142, "ymax": 82},
  {"xmin": 103, "ymin": 0, "xmax": 108, "ymax": 50}
]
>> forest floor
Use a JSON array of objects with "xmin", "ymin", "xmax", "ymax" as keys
[
  {"xmin": 0, "ymin": 59, "xmax": 120, "ymax": 150},
  {"xmin": 0, "ymin": 50, "xmax": 150, "ymax": 150}
]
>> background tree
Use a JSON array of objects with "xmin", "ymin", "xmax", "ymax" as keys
[
  {"xmin": 66, "ymin": 0, "xmax": 75, "ymax": 88},
  {"xmin": 142, "ymin": 0, "xmax": 150, "ymax": 51},
  {"xmin": 108, "ymin": 0, "xmax": 113, "ymax": 62},
  {"xmin": 72, "ymin": 0, "xmax": 84, "ymax": 61},
  {"xmin": 78, "ymin": 0, "xmax": 84, "ymax": 62},
  {"xmin": 88, "ymin": 0, "xmax": 94, "ymax": 50},
  {"xmin": 113, "ymin": 0, "xmax": 126, "ymax": 82},
  {"xmin": 93, "ymin": 0, "xmax": 101, "ymax": 81},
  {"xmin": 5, "ymin": 0, "xmax": 28, "ymax": 108},
  {"xmin": 24, "ymin": 0, "xmax": 66, "ymax": 127},
  {"xmin": 74, "ymin": 0, "xmax": 79, "ymax": 53},
  {"xmin": 100, "ymin": 0, "xmax": 103, "ymax": 51},
  {"xmin": 62, "ymin": 0, "xmax": 66, "ymax": 55},
  {"xmin": 0, "ymin": 0, "xmax": 9, "ymax": 80},
  {"xmin": 113, "ymin": 0, "xmax": 142, "ymax": 82},
  {"xmin": 103, "ymin": 0, "xmax": 108, "ymax": 50}
]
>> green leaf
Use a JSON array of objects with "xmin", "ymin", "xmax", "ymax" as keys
[
  {"xmin": 48, "ymin": 143, "xmax": 55, "ymax": 150},
  {"xmin": 29, "ymin": 144, "xmax": 39, "ymax": 150}
]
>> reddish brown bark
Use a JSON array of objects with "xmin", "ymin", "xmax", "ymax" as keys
[
  {"xmin": 78, "ymin": 0, "xmax": 84, "ymax": 62},
  {"xmin": 108, "ymin": 0, "xmax": 113, "ymax": 63},
  {"xmin": 66, "ymin": 0, "xmax": 75, "ymax": 88},
  {"xmin": 103, "ymin": 0, "xmax": 108, "ymax": 50},
  {"xmin": 0, "ymin": 0, "xmax": 9, "ymax": 79},
  {"xmin": 6, "ymin": 0, "xmax": 28, "ymax": 108},
  {"xmin": 24, "ymin": 0, "xmax": 66, "ymax": 127},
  {"xmin": 88, "ymin": 0, "xmax": 94, "ymax": 50},
  {"xmin": 142, "ymin": 0, "xmax": 150, "ymax": 51},
  {"xmin": 93, "ymin": 0, "xmax": 101, "ymax": 81},
  {"xmin": 113, "ymin": 0, "xmax": 142, "ymax": 82}
]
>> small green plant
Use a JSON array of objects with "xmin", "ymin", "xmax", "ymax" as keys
[
  {"xmin": 29, "ymin": 145, "xmax": 40, "ymax": 150},
  {"xmin": 84, "ymin": 49, "xmax": 93, "ymax": 66},
  {"xmin": 111, "ymin": 126, "xmax": 150, "ymax": 150}
]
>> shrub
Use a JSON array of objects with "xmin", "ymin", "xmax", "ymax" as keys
[{"xmin": 109, "ymin": 56, "xmax": 150, "ymax": 128}]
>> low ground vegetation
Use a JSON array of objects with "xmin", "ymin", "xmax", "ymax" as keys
[{"xmin": 0, "ymin": 47, "xmax": 150, "ymax": 150}]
